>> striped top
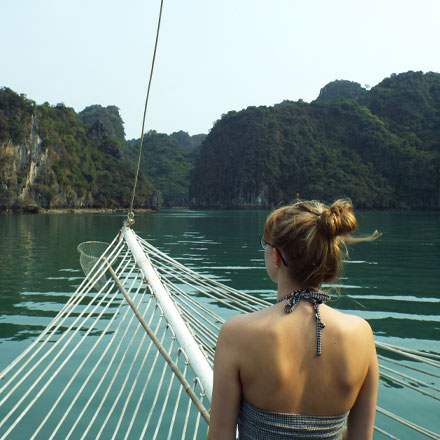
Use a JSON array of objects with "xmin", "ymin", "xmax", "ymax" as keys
[{"xmin": 238, "ymin": 398, "xmax": 348, "ymax": 440}]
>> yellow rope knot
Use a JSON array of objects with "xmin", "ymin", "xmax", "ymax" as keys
[{"xmin": 124, "ymin": 211, "xmax": 135, "ymax": 227}]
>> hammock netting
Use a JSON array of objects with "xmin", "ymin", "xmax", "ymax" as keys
[{"xmin": 0, "ymin": 228, "xmax": 439, "ymax": 439}]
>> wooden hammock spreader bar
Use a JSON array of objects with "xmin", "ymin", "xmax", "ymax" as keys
[
  {"xmin": 122, "ymin": 226, "xmax": 214, "ymax": 401},
  {"xmin": 104, "ymin": 258, "xmax": 210, "ymax": 424}
]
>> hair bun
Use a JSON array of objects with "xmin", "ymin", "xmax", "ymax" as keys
[{"xmin": 318, "ymin": 199, "xmax": 357, "ymax": 238}]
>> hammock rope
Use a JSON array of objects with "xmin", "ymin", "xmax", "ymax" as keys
[{"xmin": 1, "ymin": 230, "xmax": 439, "ymax": 439}]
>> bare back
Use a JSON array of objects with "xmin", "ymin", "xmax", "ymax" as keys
[
  {"xmin": 230, "ymin": 300, "xmax": 376, "ymax": 416},
  {"xmin": 208, "ymin": 298, "xmax": 378, "ymax": 440}
]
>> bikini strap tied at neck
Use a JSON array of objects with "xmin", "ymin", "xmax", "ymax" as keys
[{"xmin": 277, "ymin": 289, "xmax": 330, "ymax": 356}]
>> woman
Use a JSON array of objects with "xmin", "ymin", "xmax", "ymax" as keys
[{"xmin": 207, "ymin": 199, "xmax": 379, "ymax": 440}]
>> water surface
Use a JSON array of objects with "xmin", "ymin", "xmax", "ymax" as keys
[{"xmin": 0, "ymin": 210, "xmax": 439, "ymax": 438}]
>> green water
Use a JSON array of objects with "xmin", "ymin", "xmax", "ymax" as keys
[{"xmin": 0, "ymin": 210, "xmax": 439, "ymax": 438}]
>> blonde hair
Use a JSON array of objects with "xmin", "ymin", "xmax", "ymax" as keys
[{"xmin": 263, "ymin": 199, "xmax": 380, "ymax": 288}]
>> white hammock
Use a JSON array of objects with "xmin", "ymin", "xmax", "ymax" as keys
[{"xmin": 0, "ymin": 227, "xmax": 439, "ymax": 439}]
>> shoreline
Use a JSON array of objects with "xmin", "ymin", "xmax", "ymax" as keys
[
  {"xmin": 0, "ymin": 207, "xmax": 156, "ymax": 215},
  {"xmin": 43, "ymin": 208, "xmax": 156, "ymax": 214},
  {"xmin": 1, "ymin": 206, "xmax": 439, "ymax": 215}
]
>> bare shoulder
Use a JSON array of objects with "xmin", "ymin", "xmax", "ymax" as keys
[
  {"xmin": 220, "ymin": 312, "xmax": 247, "ymax": 330},
  {"xmin": 216, "ymin": 314, "xmax": 244, "ymax": 344},
  {"xmin": 214, "ymin": 314, "xmax": 254, "ymax": 368},
  {"xmin": 219, "ymin": 312, "xmax": 255, "ymax": 337},
  {"xmin": 217, "ymin": 310, "xmax": 267, "ymax": 349},
  {"xmin": 326, "ymin": 306, "xmax": 374, "ymax": 341}
]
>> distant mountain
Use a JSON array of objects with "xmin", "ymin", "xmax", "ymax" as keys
[
  {"xmin": 2, "ymin": 71, "xmax": 439, "ymax": 212},
  {"xmin": 189, "ymin": 71, "xmax": 440, "ymax": 209}
]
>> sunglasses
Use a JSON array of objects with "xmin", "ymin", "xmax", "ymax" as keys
[{"xmin": 259, "ymin": 234, "xmax": 288, "ymax": 266}]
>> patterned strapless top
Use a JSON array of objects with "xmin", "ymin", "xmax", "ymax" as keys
[{"xmin": 238, "ymin": 398, "xmax": 348, "ymax": 440}]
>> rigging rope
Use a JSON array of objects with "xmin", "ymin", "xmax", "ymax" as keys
[{"xmin": 127, "ymin": 0, "xmax": 165, "ymax": 224}]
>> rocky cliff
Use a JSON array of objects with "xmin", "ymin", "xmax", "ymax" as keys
[{"xmin": 0, "ymin": 88, "xmax": 154, "ymax": 213}]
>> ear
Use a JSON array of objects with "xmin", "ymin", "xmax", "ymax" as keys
[{"xmin": 272, "ymin": 247, "xmax": 282, "ymax": 267}]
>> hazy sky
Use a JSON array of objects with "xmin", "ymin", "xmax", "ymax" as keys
[{"xmin": 3, "ymin": 0, "xmax": 440, "ymax": 139}]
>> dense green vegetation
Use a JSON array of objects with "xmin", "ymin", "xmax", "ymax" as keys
[
  {"xmin": 79, "ymin": 104, "xmax": 126, "ymax": 144},
  {"xmin": 190, "ymin": 71, "xmax": 440, "ymax": 209},
  {"xmin": 1, "ymin": 71, "xmax": 439, "ymax": 212},
  {"xmin": 0, "ymin": 87, "xmax": 35, "ymax": 145},
  {"xmin": 123, "ymin": 131, "xmax": 200, "ymax": 207},
  {"xmin": 0, "ymin": 88, "xmax": 154, "ymax": 211},
  {"xmin": 170, "ymin": 130, "xmax": 206, "ymax": 149}
]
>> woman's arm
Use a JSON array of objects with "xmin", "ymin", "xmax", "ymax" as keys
[
  {"xmin": 206, "ymin": 318, "xmax": 242, "ymax": 440},
  {"xmin": 345, "ymin": 326, "xmax": 379, "ymax": 440}
]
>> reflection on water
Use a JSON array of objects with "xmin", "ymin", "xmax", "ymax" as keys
[{"xmin": 0, "ymin": 210, "xmax": 439, "ymax": 437}]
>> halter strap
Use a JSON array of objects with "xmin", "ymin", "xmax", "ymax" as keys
[{"xmin": 277, "ymin": 289, "xmax": 330, "ymax": 356}]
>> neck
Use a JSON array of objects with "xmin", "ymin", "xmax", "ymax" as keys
[{"xmin": 276, "ymin": 278, "xmax": 305, "ymax": 302}]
